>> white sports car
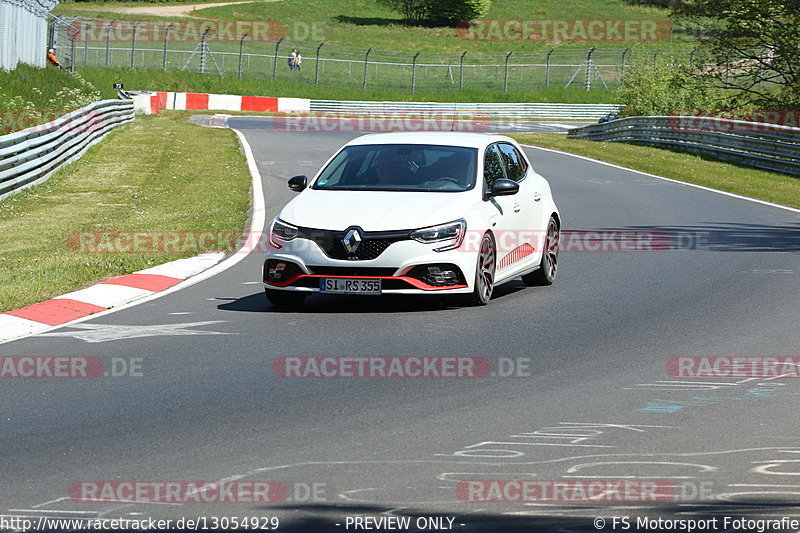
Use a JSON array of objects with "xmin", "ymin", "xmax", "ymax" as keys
[{"xmin": 263, "ymin": 132, "xmax": 560, "ymax": 307}]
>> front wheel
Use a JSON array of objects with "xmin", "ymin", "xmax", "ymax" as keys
[
  {"xmin": 461, "ymin": 233, "xmax": 496, "ymax": 306},
  {"xmin": 265, "ymin": 289, "xmax": 307, "ymax": 308},
  {"xmin": 522, "ymin": 216, "xmax": 559, "ymax": 286}
]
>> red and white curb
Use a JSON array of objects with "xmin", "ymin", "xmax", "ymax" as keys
[
  {"xmin": 0, "ymin": 252, "xmax": 224, "ymax": 343},
  {"xmin": 132, "ymin": 91, "xmax": 310, "ymax": 115}
]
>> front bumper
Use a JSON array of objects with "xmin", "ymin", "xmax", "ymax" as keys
[{"xmin": 263, "ymin": 238, "xmax": 475, "ymax": 295}]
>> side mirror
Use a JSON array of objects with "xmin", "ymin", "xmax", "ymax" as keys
[
  {"xmin": 288, "ymin": 175, "xmax": 307, "ymax": 192},
  {"xmin": 490, "ymin": 178, "xmax": 519, "ymax": 197}
]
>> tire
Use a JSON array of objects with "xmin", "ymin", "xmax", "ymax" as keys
[
  {"xmin": 265, "ymin": 289, "xmax": 307, "ymax": 308},
  {"xmin": 462, "ymin": 233, "xmax": 496, "ymax": 306},
  {"xmin": 522, "ymin": 216, "xmax": 559, "ymax": 286}
]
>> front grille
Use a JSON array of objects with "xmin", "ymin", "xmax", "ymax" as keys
[
  {"xmin": 299, "ymin": 227, "xmax": 410, "ymax": 261},
  {"xmin": 309, "ymin": 266, "xmax": 398, "ymax": 276}
]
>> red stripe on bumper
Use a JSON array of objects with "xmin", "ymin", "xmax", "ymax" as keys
[{"xmin": 266, "ymin": 274, "xmax": 467, "ymax": 291}]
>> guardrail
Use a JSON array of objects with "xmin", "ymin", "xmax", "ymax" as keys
[
  {"xmin": 567, "ymin": 116, "xmax": 800, "ymax": 175},
  {"xmin": 310, "ymin": 101, "xmax": 623, "ymax": 120},
  {"xmin": 0, "ymin": 99, "xmax": 134, "ymax": 200}
]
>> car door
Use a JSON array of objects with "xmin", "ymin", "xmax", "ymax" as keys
[
  {"xmin": 496, "ymin": 142, "xmax": 541, "ymax": 272},
  {"xmin": 483, "ymin": 143, "xmax": 522, "ymax": 274}
]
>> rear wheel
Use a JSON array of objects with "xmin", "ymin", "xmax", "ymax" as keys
[
  {"xmin": 522, "ymin": 216, "xmax": 559, "ymax": 286},
  {"xmin": 462, "ymin": 233, "xmax": 496, "ymax": 306},
  {"xmin": 265, "ymin": 289, "xmax": 307, "ymax": 308}
]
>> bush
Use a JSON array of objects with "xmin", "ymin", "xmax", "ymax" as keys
[
  {"xmin": 615, "ymin": 61, "xmax": 715, "ymax": 116},
  {"xmin": 378, "ymin": 0, "xmax": 491, "ymax": 26},
  {"xmin": 428, "ymin": 0, "xmax": 492, "ymax": 25}
]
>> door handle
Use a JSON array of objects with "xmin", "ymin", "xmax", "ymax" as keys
[
  {"xmin": 513, "ymin": 203, "xmax": 521, "ymax": 213},
  {"xmin": 533, "ymin": 192, "xmax": 542, "ymax": 202}
]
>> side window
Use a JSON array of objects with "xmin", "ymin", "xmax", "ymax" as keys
[
  {"xmin": 497, "ymin": 143, "xmax": 528, "ymax": 182},
  {"xmin": 483, "ymin": 145, "xmax": 506, "ymax": 191}
]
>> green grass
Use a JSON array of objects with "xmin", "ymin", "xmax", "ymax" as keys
[
  {"xmin": 78, "ymin": 66, "xmax": 620, "ymax": 103},
  {"xmin": 512, "ymin": 134, "xmax": 800, "ymax": 209},
  {"xmin": 0, "ymin": 64, "xmax": 113, "ymax": 133},
  {"xmin": 0, "ymin": 112, "xmax": 251, "ymax": 311},
  {"xmin": 56, "ymin": 0, "xmax": 691, "ymax": 52}
]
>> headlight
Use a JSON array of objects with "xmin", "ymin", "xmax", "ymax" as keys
[
  {"xmin": 270, "ymin": 218, "xmax": 299, "ymax": 248},
  {"xmin": 410, "ymin": 219, "xmax": 466, "ymax": 252}
]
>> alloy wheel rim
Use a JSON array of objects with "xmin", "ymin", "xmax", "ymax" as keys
[
  {"xmin": 479, "ymin": 237, "xmax": 495, "ymax": 300},
  {"xmin": 545, "ymin": 221, "xmax": 559, "ymax": 279}
]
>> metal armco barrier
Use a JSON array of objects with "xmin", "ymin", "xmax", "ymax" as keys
[
  {"xmin": 567, "ymin": 116, "xmax": 800, "ymax": 176},
  {"xmin": 0, "ymin": 100, "xmax": 134, "ymax": 201},
  {"xmin": 310, "ymin": 100, "xmax": 623, "ymax": 120}
]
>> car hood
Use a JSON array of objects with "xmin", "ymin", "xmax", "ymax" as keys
[{"xmin": 279, "ymin": 189, "xmax": 477, "ymax": 231}]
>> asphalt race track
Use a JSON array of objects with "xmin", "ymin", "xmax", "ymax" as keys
[{"xmin": 1, "ymin": 116, "xmax": 799, "ymax": 532}]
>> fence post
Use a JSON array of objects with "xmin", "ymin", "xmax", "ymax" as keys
[
  {"xmin": 586, "ymin": 47, "xmax": 595, "ymax": 90},
  {"xmin": 105, "ymin": 20, "xmax": 115, "ymax": 67},
  {"xmin": 314, "ymin": 42, "xmax": 324, "ymax": 86},
  {"xmin": 459, "ymin": 51, "xmax": 466, "ymax": 91},
  {"xmin": 48, "ymin": 16, "xmax": 57, "ymax": 50},
  {"xmin": 411, "ymin": 51, "xmax": 420, "ymax": 93},
  {"xmin": 130, "ymin": 21, "xmax": 141, "ymax": 69},
  {"xmin": 689, "ymin": 47, "xmax": 697, "ymax": 68},
  {"xmin": 272, "ymin": 37, "xmax": 283, "ymax": 81},
  {"xmin": 83, "ymin": 19, "xmax": 93, "ymax": 66},
  {"xmin": 545, "ymin": 48, "xmax": 554, "ymax": 88},
  {"xmin": 70, "ymin": 29, "xmax": 77, "ymax": 73},
  {"xmin": 363, "ymin": 48, "xmax": 372, "ymax": 90},
  {"xmin": 504, "ymin": 51, "xmax": 512, "ymax": 92},
  {"xmin": 163, "ymin": 23, "xmax": 173, "ymax": 71},
  {"xmin": 237, "ymin": 32, "xmax": 248, "ymax": 79},
  {"xmin": 200, "ymin": 27, "xmax": 211, "ymax": 74},
  {"xmin": 621, "ymin": 47, "xmax": 629, "ymax": 81},
  {"xmin": 652, "ymin": 50, "xmax": 658, "ymax": 70}
]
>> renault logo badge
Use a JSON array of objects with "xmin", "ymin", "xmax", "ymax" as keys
[{"xmin": 342, "ymin": 228, "xmax": 362, "ymax": 254}]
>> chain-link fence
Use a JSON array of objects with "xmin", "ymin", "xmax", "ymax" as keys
[{"xmin": 50, "ymin": 16, "xmax": 697, "ymax": 92}]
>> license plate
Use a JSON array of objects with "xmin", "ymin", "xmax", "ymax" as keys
[{"xmin": 320, "ymin": 278, "xmax": 382, "ymax": 295}]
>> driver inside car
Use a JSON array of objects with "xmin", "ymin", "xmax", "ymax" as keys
[{"xmin": 369, "ymin": 152, "xmax": 416, "ymax": 186}]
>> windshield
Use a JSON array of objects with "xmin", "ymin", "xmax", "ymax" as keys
[{"xmin": 312, "ymin": 144, "xmax": 478, "ymax": 192}]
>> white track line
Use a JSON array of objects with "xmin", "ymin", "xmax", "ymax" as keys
[
  {"xmin": 0, "ymin": 128, "xmax": 265, "ymax": 345},
  {"xmin": 522, "ymin": 144, "xmax": 800, "ymax": 214}
]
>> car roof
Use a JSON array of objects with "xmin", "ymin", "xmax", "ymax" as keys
[{"xmin": 345, "ymin": 132, "xmax": 516, "ymax": 149}]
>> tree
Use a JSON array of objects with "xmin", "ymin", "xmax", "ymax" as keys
[{"xmin": 671, "ymin": 0, "xmax": 800, "ymax": 108}]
